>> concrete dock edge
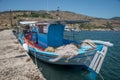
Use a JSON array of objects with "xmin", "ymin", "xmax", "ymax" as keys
[{"xmin": 0, "ymin": 30, "xmax": 46, "ymax": 80}]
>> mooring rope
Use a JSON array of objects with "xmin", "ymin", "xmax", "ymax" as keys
[
  {"xmin": 99, "ymin": 73, "xmax": 105, "ymax": 80},
  {"xmin": 34, "ymin": 49, "xmax": 38, "ymax": 69}
]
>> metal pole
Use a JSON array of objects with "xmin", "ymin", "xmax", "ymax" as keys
[{"xmin": 10, "ymin": 10, "xmax": 13, "ymax": 27}]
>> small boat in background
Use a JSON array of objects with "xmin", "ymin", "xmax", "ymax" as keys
[{"xmin": 14, "ymin": 20, "xmax": 113, "ymax": 79}]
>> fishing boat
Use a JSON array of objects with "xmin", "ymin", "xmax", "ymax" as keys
[{"xmin": 14, "ymin": 20, "xmax": 113, "ymax": 79}]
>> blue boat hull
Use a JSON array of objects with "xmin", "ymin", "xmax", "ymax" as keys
[
  {"xmin": 28, "ymin": 49, "xmax": 97, "ymax": 80},
  {"xmin": 28, "ymin": 45, "xmax": 96, "ymax": 66}
]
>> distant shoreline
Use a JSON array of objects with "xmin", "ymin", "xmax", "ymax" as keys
[
  {"xmin": 0, "ymin": 10, "xmax": 120, "ymax": 31},
  {"xmin": 65, "ymin": 29, "xmax": 120, "ymax": 32}
]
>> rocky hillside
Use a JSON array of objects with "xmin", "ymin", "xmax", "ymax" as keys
[{"xmin": 0, "ymin": 10, "xmax": 120, "ymax": 30}]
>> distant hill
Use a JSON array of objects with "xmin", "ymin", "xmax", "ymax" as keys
[
  {"xmin": 0, "ymin": 10, "xmax": 120, "ymax": 30},
  {"xmin": 110, "ymin": 17, "xmax": 120, "ymax": 20}
]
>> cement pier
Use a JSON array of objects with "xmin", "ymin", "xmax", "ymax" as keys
[{"xmin": 0, "ymin": 30, "xmax": 45, "ymax": 80}]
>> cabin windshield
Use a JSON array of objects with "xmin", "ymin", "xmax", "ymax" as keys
[
  {"xmin": 63, "ymin": 23, "xmax": 81, "ymax": 45},
  {"xmin": 37, "ymin": 23, "xmax": 48, "ymax": 34},
  {"xmin": 20, "ymin": 25, "xmax": 30, "ymax": 34}
]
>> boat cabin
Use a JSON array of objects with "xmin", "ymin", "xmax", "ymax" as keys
[
  {"xmin": 18, "ymin": 20, "xmax": 89, "ymax": 50},
  {"xmin": 31, "ymin": 22, "xmax": 65, "ymax": 49}
]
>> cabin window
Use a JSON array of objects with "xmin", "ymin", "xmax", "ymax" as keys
[
  {"xmin": 37, "ymin": 24, "xmax": 48, "ymax": 34},
  {"xmin": 22, "ymin": 25, "xmax": 30, "ymax": 34}
]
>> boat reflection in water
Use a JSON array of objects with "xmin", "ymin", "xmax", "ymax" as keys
[{"xmin": 29, "ymin": 52, "xmax": 96, "ymax": 80}]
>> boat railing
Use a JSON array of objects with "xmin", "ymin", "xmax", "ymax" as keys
[
  {"xmin": 64, "ymin": 31, "xmax": 80, "ymax": 41},
  {"xmin": 87, "ymin": 40, "xmax": 113, "ymax": 47}
]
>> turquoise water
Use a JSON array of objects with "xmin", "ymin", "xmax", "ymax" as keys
[{"xmin": 31, "ymin": 31, "xmax": 120, "ymax": 80}]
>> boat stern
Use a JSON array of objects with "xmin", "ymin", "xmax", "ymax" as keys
[{"xmin": 89, "ymin": 40, "xmax": 113, "ymax": 74}]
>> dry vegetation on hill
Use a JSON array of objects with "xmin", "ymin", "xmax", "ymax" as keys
[{"xmin": 0, "ymin": 10, "xmax": 120, "ymax": 30}]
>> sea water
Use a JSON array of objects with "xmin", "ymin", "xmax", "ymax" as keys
[{"xmin": 31, "ymin": 31, "xmax": 120, "ymax": 80}]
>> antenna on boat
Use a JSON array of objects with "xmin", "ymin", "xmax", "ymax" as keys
[{"xmin": 46, "ymin": 0, "xmax": 49, "ymax": 14}]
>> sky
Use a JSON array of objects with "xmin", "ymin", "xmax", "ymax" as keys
[{"xmin": 0, "ymin": 0, "xmax": 120, "ymax": 18}]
